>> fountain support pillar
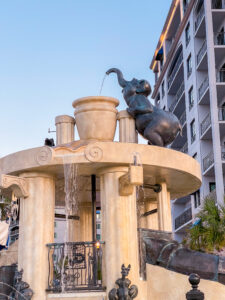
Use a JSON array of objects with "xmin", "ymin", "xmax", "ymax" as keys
[
  {"xmin": 117, "ymin": 110, "xmax": 138, "ymax": 143},
  {"xmin": 18, "ymin": 172, "xmax": 55, "ymax": 300},
  {"xmin": 55, "ymin": 115, "xmax": 75, "ymax": 145},
  {"xmin": 99, "ymin": 166, "xmax": 146, "ymax": 299},
  {"xmin": 157, "ymin": 182, "xmax": 172, "ymax": 231}
]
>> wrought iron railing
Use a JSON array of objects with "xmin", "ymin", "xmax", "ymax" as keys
[
  {"xmin": 197, "ymin": 40, "xmax": 207, "ymax": 66},
  {"xmin": 195, "ymin": 5, "xmax": 205, "ymax": 32},
  {"xmin": 200, "ymin": 113, "xmax": 211, "ymax": 136},
  {"xmin": 175, "ymin": 207, "xmax": 192, "ymax": 230},
  {"xmin": 203, "ymin": 151, "xmax": 214, "ymax": 172},
  {"xmin": 169, "ymin": 82, "xmax": 184, "ymax": 112},
  {"xmin": 215, "ymin": 32, "xmax": 225, "ymax": 45},
  {"xmin": 218, "ymin": 107, "xmax": 225, "ymax": 121},
  {"xmin": 168, "ymin": 52, "xmax": 183, "ymax": 90},
  {"xmin": 46, "ymin": 242, "xmax": 104, "ymax": 292},
  {"xmin": 198, "ymin": 76, "xmax": 209, "ymax": 101},
  {"xmin": 180, "ymin": 112, "xmax": 187, "ymax": 127},
  {"xmin": 217, "ymin": 69, "xmax": 225, "ymax": 82},
  {"xmin": 212, "ymin": 0, "xmax": 225, "ymax": 9}
]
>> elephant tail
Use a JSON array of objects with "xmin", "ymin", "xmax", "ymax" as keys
[{"xmin": 106, "ymin": 68, "xmax": 128, "ymax": 88}]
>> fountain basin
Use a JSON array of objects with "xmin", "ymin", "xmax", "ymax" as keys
[{"xmin": 72, "ymin": 96, "xmax": 119, "ymax": 141}]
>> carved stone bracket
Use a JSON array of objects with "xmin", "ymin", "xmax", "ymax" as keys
[
  {"xmin": 0, "ymin": 174, "xmax": 29, "ymax": 198},
  {"xmin": 119, "ymin": 165, "xmax": 143, "ymax": 196}
]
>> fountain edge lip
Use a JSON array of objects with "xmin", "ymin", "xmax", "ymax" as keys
[{"xmin": 72, "ymin": 96, "xmax": 119, "ymax": 107}]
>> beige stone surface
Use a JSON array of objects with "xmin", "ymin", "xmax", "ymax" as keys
[
  {"xmin": 157, "ymin": 182, "xmax": 172, "ymax": 231},
  {"xmin": 55, "ymin": 115, "xmax": 75, "ymax": 146},
  {"xmin": 117, "ymin": 110, "xmax": 138, "ymax": 143},
  {"xmin": 72, "ymin": 96, "xmax": 119, "ymax": 141},
  {"xmin": 18, "ymin": 172, "xmax": 55, "ymax": 300},
  {"xmin": 47, "ymin": 291, "xmax": 106, "ymax": 299},
  {"xmin": 99, "ymin": 166, "xmax": 147, "ymax": 300},
  {"xmin": 146, "ymin": 264, "xmax": 225, "ymax": 300}
]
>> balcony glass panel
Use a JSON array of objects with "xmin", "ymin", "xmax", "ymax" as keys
[
  {"xmin": 203, "ymin": 151, "xmax": 214, "ymax": 172},
  {"xmin": 200, "ymin": 113, "xmax": 211, "ymax": 136},
  {"xmin": 169, "ymin": 82, "xmax": 184, "ymax": 112},
  {"xmin": 198, "ymin": 76, "xmax": 209, "ymax": 101},
  {"xmin": 195, "ymin": 4, "xmax": 204, "ymax": 31},
  {"xmin": 215, "ymin": 32, "xmax": 225, "ymax": 45},
  {"xmin": 218, "ymin": 107, "xmax": 225, "ymax": 121},
  {"xmin": 197, "ymin": 40, "xmax": 207, "ymax": 66},
  {"xmin": 175, "ymin": 207, "xmax": 192, "ymax": 230},
  {"xmin": 167, "ymin": 52, "xmax": 183, "ymax": 90},
  {"xmin": 217, "ymin": 69, "xmax": 225, "ymax": 82},
  {"xmin": 212, "ymin": 0, "xmax": 225, "ymax": 9}
]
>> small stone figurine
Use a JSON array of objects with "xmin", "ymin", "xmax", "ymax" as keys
[
  {"xmin": 106, "ymin": 68, "xmax": 182, "ymax": 147},
  {"xmin": 9, "ymin": 267, "xmax": 33, "ymax": 300},
  {"xmin": 108, "ymin": 264, "xmax": 138, "ymax": 300}
]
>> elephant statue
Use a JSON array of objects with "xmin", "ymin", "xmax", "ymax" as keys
[{"xmin": 106, "ymin": 68, "xmax": 182, "ymax": 147}]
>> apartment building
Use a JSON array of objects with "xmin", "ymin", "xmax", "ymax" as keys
[{"xmin": 150, "ymin": 0, "xmax": 225, "ymax": 241}]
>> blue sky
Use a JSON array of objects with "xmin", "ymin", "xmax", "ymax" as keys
[{"xmin": 0, "ymin": 0, "xmax": 172, "ymax": 157}]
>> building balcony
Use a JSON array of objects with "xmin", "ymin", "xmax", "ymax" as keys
[
  {"xmin": 173, "ymin": 142, "xmax": 188, "ymax": 154},
  {"xmin": 217, "ymin": 69, "xmax": 225, "ymax": 82},
  {"xmin": 198, "ymin": 76, "xmax": 209, "ymax": 105},
  {"xmin": 200, "ymin": 113, "xmax": 212, "ymax": 140},
  {"xmin": 174, "ymin": 207, "xmax": 192, "ymax": 231},
  {"xmin": 180, "ymin": 111, "xmax": 187, "ymax": 128},
  {"xmin": 46, "ymin": 241, "xmax": 104, "ymax": 293},
  {"xmin": 215, "ymin": 32, "xmax": 225, "ymax": 45},
  {"xmin": 169, "ymin": 81, "xmax": 185, "ymax": 113},
  {"xmin": 212, "ymin": 0, "xmax": 225, "ymax": 9},
  {"xmin": 167, "ymin": 52, "xmax": 183, "ymax": 93},
  {"xmin": 196, "ymin": 40, "xmax": 207, "ymax": 70},
  {"xmin": 173, "ymin": 195, "xmax": 191, "ymax": 205},
  {"xmin": 195, "ymin": 5, "xmax": 206, "ymax": 37},
  {"xmin": 203, "ymin": 151, "xmax": 214, "ymax": 175}
]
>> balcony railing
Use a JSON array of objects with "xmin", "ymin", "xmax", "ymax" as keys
[
  {"xmin": 47, "ymin": 242, "xmax": 104, "ymax": 292},
  {"xmin": 169, "ymin": 81, "xmax": 184, "ymax": 112},
  {"xmin": 200, "ymin": 113, "xmax": 211, "ymax": 136},
  {"xmin": 217, "ymin": 69, "xmax": 225, "ymax": 82},
  {"xmin": 215, "ymin": 32, "xmax": 225, "ymax": 45},
  {"xmin": 195, "ymin": 5, "xmax": 205, "ymax": 32},
  {"xmin": 175, "ymin": 207, "xmax": 192, "ymax": 230},
  {"xmin": 198, "ymin": 76, "xmax": 209, "ymax": 101},
  {"xmin": 197, "ymin": 40, "xmax": 207, "ymax": 66},
  {"xmin": 180, "ymin": 111, "xmax": 187, "ymax": 127},
  {"xmin": 212, "ymin": 0, "xmax": 225, "ymax": 9},
  {"xmin": 218, "ymin": 107, "xmax": 225, "ymax": 121},
  {"xmin": 203, "ymin": 151, "xmax": 214, "ymax": 172},
  {"xmin": 167, "ymin": 52, "xmax": 183, "ymax": 90}
]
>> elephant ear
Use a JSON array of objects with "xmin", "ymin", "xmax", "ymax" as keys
[
  {"xmin": 129, "ymin": 285, "xmax": 138, "ymax": 298},
  {"xmin": 109, "ymin": 288, "xmax": 118, "ymax": 300}
]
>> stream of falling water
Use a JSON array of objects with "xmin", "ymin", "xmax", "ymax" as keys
[
  {"xmin": 99, "ymin": 74, "xmax": 107, "ymax": 95},
  {"xmin": 61, "ymin": 157, "xmax": 79, "ymax": 292}
]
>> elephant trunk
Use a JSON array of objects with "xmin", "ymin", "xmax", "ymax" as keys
[{"xmin": 106, "ymin": 68, "xmax": 128, "ymax": 88}]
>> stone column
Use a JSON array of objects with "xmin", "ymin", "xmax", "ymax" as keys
[
  {"xmin": 79, "ymin": 202, "xmax": 92, "ymax": 242},
  {"xmin": 55, "ymin": 115, "xmax": 75, "ymax": 145},
  {"xmin": 99, "ymin": 167, "xmax": 146, "ymax": 299},
  {"xmin": 157, "ymin": 182, "xmax": 172, "ymax": 231},
  {"xmin": 117, "ymin": 110, "xmax": 138, "ymax": 143},
  {"xmin": 18, "ymin": 172, "xmax": 55, "ymax": 300}
]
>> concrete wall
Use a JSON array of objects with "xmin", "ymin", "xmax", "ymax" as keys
[{"xmin": 147, "ymin": 264, "xmax": 225, "ymax": 300}]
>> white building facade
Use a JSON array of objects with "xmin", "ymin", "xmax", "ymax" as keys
[{"xmin": 150, "ymin": 0, "xmax": 225, "ymax": 241}]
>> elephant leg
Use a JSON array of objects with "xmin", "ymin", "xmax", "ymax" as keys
[{"xmin": 144, "ymin": 127, "xmax": 164, "ymax": 147}]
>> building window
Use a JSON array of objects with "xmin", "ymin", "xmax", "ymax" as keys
[
  {"xmin": 54, "ymin": 232, "xmax": 57, "ymax": 238},
  {"xmin": 162, "ymin": 81, "xmax": 165, "ymax": 98},
  {"xmin": 183, "ymin": 0, "xmax": 190, "ymax": 13},
  {"xmin": 190, "ymin": 119, "xmax": 196, "ymax": 143},
  {"xmin": 96, "ymin": 223, "xmax": 101, "ymax": 230},
  {"xmin": 209, "ymin": 182, "xmax": 216, "ymax": 193},
  {"xmin": 185, "ymin": 22, "xmax": 190, "ymax": 46},
  {"xmin": 54, "ymin": 221, "xmax": 57, "ymax": 228},
  {"xmin": 155, "ymin": 72, "xmax": 158, "ymax": 83},
  {"xmin": 188, "ymin": 86, "xmax": 194, "ymax": 110},
  {"xmin": 194, "ymin": 190, "xmax": 200, "ymax": 208},
  {"xmin": 187, "ymin": 54, "xmax": 192, "ymax": 78},
  {"xmin": 96, "ymin": 234, "xmax": 101, "ymax": 240}
]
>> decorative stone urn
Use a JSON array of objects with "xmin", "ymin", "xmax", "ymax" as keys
[{"xmin": 72, "ymin": 96, "xmax": 119, "ymax": 141}]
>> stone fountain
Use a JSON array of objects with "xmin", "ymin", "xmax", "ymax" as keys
[{"xmin": 0, "ymin": 74, "xmax": 202, "ymax": 299}]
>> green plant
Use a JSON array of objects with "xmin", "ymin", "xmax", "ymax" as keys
[{"xmin": 185, "ymin": 196, "xmax": 225, "ymax": 253}]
